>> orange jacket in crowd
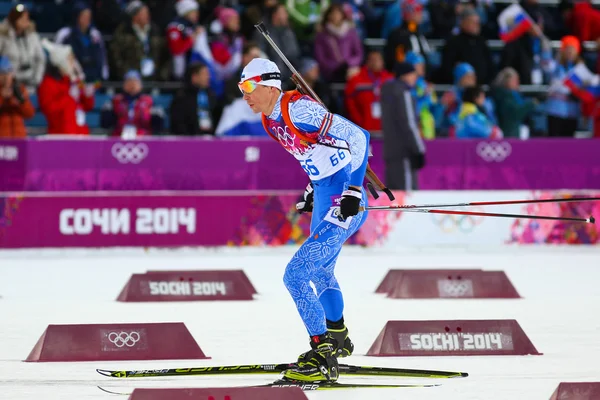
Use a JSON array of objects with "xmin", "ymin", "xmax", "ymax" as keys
[
  {"xmin": 37, "ymin": 73, "xmax": 94, "ymax": 135},
  {"xmin": 0, "ymin": 84, "xmax": 35, "ymax": 138},
  {"xmin": 344, "ymin": 66, "xmax": 394, "ymax": 132}
]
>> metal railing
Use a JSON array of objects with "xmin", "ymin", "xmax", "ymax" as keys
[
  {"xmin": 373, "ymin": 0, "xmax": 600, "ymax": 4},
  {"xmin": 329, "ymin": 83, "xmax": 548, "ymax": 94},
  {"xmin": 39, "ymin": 30, "xmax": 596, "ymax": 52},
  {"xmin": 100, "ymin": 81, "xmax": 550, "ymax": 96},
  {"xmin": 364, "ymin": 38, "xmax": 598, "ymax": 51}
]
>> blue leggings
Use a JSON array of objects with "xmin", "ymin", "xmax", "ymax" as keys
[{"xmin": 283, "ymin": 176, "xmax": 368, "ymax": 336}]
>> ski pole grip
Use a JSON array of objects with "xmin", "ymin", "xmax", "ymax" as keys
[
  {"xmin": 255, "ymin": 22, "xmax": 269, "ymax": 35},
  {"xmin": 366, "ymin": 182, "xmax": 379, "ymax": 199},
  {"xmin": 383, "ymin": 188, "xmax": 395, "ymax": 201}
]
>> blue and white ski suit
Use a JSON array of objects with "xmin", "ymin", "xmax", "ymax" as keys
[{"xmin": 263, "ymin": 92, "xmax": 370, "ymax": 336}]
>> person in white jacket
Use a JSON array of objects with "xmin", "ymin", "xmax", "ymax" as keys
[{"xmin": 0, "ymin": 4, "xmax": 45, "ymax": 90}]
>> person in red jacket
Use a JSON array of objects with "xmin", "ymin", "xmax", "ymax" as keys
[
  {"xmin": 344, "ymin": 49, "xmax": 393, "ymax": 133},
  {"xmin": 166, "ymin": 0, "xmax": 202, "ymax": 79},
  {"xmin": 100, "ymin": 70, "xmax": 163, "ymax": 137},
  {"xmin": 567, "ymin": 75, "xmax": 600, "ymax": 138},
  {"xmin": 581, "ymin": 99, "xmax": 600, "ymax": 138},
  {"xmin": 38, "ymin": 39, "xmax": 95, "ymax": 135},
  {"xmin": 560, "ymin": 0, "xmax": 600, "ymax": 43}
]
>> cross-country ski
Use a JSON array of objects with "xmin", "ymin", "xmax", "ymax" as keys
[
  {"xmin": 96, "ymin": 363, "xmax": 468, "ymax": 379},
  {"xmin": 96, "ymin": 379, "xmax": 440, "ymax": 396}
]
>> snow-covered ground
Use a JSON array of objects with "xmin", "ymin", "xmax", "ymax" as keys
[{"xmin": 1, "ymin": 245, "xmax": 599, "ymax": 400}]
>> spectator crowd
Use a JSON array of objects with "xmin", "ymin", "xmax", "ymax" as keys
[{"xmin": 0, "ymin": 0, "xmax": 600, "ymax": 145}]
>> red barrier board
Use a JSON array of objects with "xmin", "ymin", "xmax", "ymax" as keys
[
  {"xmin": 549, "ymin": 382, "xmax": 600, "ymax": 400},
  {"xmin": 146, "ymin": 270, "xmax": 257, "ymax": 295},
  {"xmin": 367, "ymin": 320, "xmax": 541, "ymax": 356},
  {"xmin": 117, "ymin": 270, "xmax": 256, "ymax": 302},
  {"xmin": 375, "ymin": 269, "xmax": 482, "ymax": 295},
  {"xmin": 390, "ymin": 270, "xmax": 520, "ymax": 299},
  {"xmin": 376, "ymin": 269, "xmax": 520, "ymax": 298},
  {"xmin": 25, "ymin": 323, "xmax": 210, "ymax": 362}
]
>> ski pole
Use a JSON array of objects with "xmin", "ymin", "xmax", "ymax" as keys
[
  {"xmin": 254, "ymin": 22, "xmax": 323, "ymax": 104},
  {"xmin": 366, "ymin": 196, "xmax": 600, "ymax": 210},
  {"xmin": 359, "ymin": 206, "xmax": 596, "ymax": 224},
  {"xmin": 254, "ymin": 22, "xmax": 394, "ymax": 201}
]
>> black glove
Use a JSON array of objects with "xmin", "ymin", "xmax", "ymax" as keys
[
  {"xmin": 13, "ymin": 84, "xmax": 24, "ymax": 104},
  {"xmin": 412, "ymin": 153, "xmax": 426, "ymax": 170},
  {"xmin": 339, "ymin": 187, "xmax": 362, "ymax": 221},
  {"xmin": 296, "ymin": 182, "xmax": 314, "ymax": 214}
]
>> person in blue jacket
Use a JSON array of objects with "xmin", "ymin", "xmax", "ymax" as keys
[
  {"xmin": 55, "ymin": 1, "xmax": 108, "ymax": 83},
  {"xmin": 455, "ymin": 85, "xmax": 502, "ymax": 138},
  {"xmin": 442, "ymin": 62, "xmax": 497, "ymax": 136},
  {"xmin": 405, "ymin": 51, "xmax": 443, "ymax": 138}
]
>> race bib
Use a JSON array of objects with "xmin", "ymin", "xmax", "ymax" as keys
[
  {"xmin": 297, "ymin": 146, "xmax": 351, "ymax": 180},
  {"xmin": 323, "ymin": 206, "xmax": 353, "ymax": 229},
  {"xmin": 531, "ymin": 68, "xmax": 543, "ymax": 85},
  {"xmin": 141, "ymin": 58, "xmax": 155, "ymax": 77},
  {"xmin": 198, "ymin": 110, "xmax": 212, "ymax": 130},
  {"xmin": 75, "ymin": 109, "xmax": 85, "ymax": 126},
  {"xmin": 121, "ymin": 124, "xmax": 137, "ymax": 139},
  {"xmin": 371, "ymin": 102, "xmax": 382, "ymax": 119}
]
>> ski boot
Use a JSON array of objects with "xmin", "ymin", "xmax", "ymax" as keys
[
  {"xmin": 284, "ymin": 333, "xmax": 339, "ymax": 382},
  {"xmin": 297, "ymin": 319, "xmax": 354, "ymax": 362},
  {"xmin": 326, "ymin": 318, "xmax": 354, "ymax": 358}
]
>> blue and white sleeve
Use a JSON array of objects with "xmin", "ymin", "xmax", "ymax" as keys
[
  {"xmin": 330, "ymin": 116, "xmax": 370, "ymax": 188},
  {"xmin": 288, "ymin": 98, "xmax": 328, "ymax": 133},
  {"xmin": 289, "ymin": 98, "xmax": 369, "ymax": 187}
]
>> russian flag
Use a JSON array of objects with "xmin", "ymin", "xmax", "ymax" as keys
[
  {"xmin": 190, "ymin": 29, "xmax": 242, "ymax": 98},
  {"xmin": 498, "ymin": 4, "xmax": 533, "ymax": 43},
  {"xmin": 215, "ymin": 98, "xmax": 267, "ymax": 137},
  {"xmin": 564, "ymin": 63, "xmax": 600, "ymax": 98}
]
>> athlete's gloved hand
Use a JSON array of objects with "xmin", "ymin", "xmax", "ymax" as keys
[
  {"xmin": 338, "ymin": 187, "xmax": 362, "ymax": 221},
  {"xmin": 296, "ymin": 182, "xmax": 314, "ymax": 214}
]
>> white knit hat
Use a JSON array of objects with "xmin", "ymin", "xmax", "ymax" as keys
[
  {"xmin": 240, "ymin": 58, "xmax": 281, "ymax": 91},
  {"xmin": 176, "ymin": 0, "xmax": 199, "ymax": 17},
  {"xmin": 125, "ymin": 0, "xmax": 145, "ymax": 16},
  {"xmin": 41, "ymin": 38, "xmax": 83, "ymax": 80}
]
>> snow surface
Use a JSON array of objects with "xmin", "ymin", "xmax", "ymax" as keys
[{"xmin": 1, "ymin": 245, "xmax": 600, "ymax": 400}]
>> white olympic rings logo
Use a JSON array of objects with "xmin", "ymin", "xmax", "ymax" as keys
[
  {"xmin": 437, "ymin": 279, "xmax": 473, "ymax": 298},
  {"xmin": 273, "ymin": 126, "xmax": 296, "ymax": 148},
  {"xmin": 107, "ymin": 331, "xmax": 141, "ymax": 348},
  {"xmin": 432, "ymin": 212, "xmax": 484, "ymax": 234},
  {"xmin": 476, "ymin": 141, "xmax": 512, "ymax": 162},
  {"xmin": 111, "ymin": 143, "xmax": 149, "ymax": 164}
]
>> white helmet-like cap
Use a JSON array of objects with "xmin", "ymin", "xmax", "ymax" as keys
[
  {"xmin": 240, "ymin": 58, "xmax": 282, "ymax": 91},
  {"xmin": 41, "ymin": 38, "xmax": 84, "ymax": 81},
  {"xmin": 176, "ymin": 0, "xmax": 199, "ymax": 17}
]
